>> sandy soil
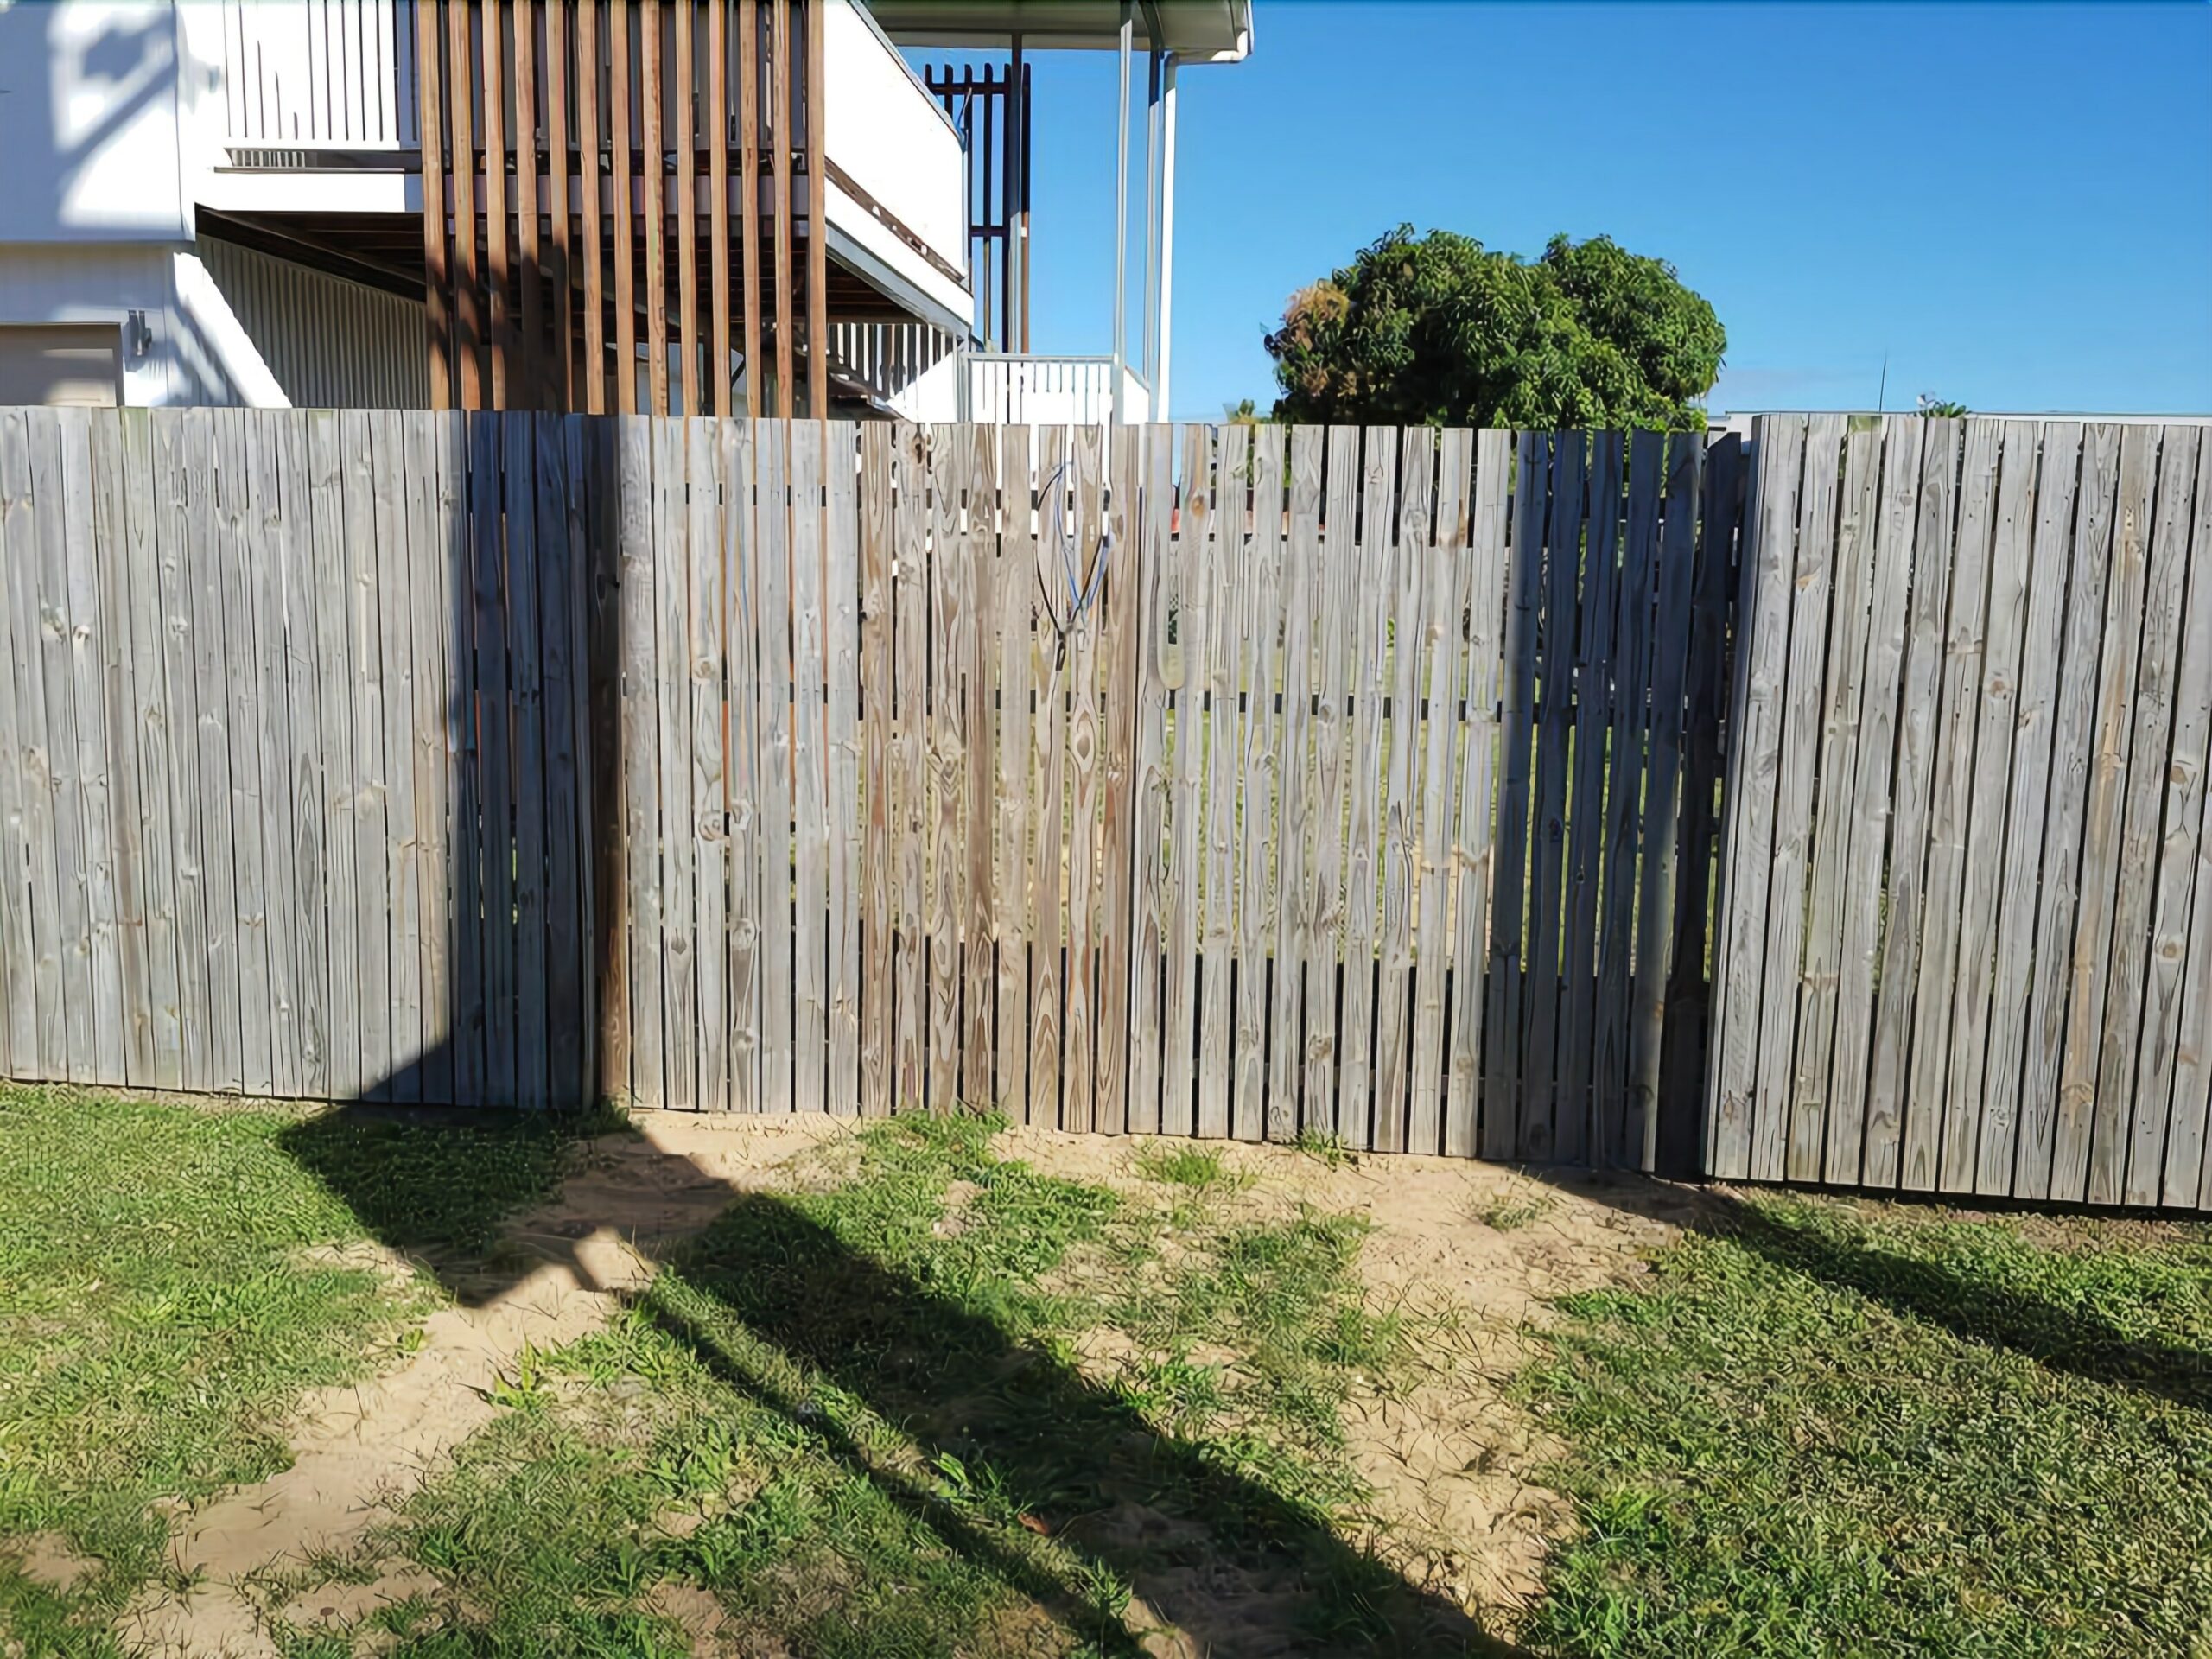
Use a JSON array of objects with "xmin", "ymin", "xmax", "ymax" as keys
[{"xmin": 81, "ymin": 1111, "xmax": 1687, "ymax": 1656}]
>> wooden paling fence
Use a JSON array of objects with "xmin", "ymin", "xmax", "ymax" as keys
[
  {"xmin": 3, "ymin": 406, "xmax": 2207, "ymax": 1208},
  {"xmin": 0, "ymin": 408, "xmax": 1733, "ymax": 1167},
  {"xmin": 0, "ymin": 405, "xmax": 598, "ymax": 1109},
  {"xmin": 639, "ymin": 419, "xmax": 1738, "ymax": 1161},
  {"xmin": 1711, "ymin": 415, "xmax": 2212, "ymax": 1211}
]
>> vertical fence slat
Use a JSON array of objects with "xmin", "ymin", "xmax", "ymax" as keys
[
  {"xmin": 218, "ymin": 410, "xmax": 271, "ymax": 1096},
  {"xmin": 892, "ymin": 425, "xmax": 926, "ymax": 1110},
  {"xmin": 1937, "ymin": 422, "xmax": 2039, "ymax": 1191},
  {"xmin": 2091, "ymin": 427, "xmax": 2195, "ymax": 1205},
  {"xmin": 1777, "ymin": 419, "xmax": 1875, "ymax": 1178},
  {"xmin": 1271, "ymin": 425, "xmax": 1322, "ymax": 1143},
  {"xmin": 1128, "ymin": 426, "xmax": 1174, "ymax": 1135},
  {"xmin": 1162, "ymin": 423, "xmax": 1210, "ymax": 1138},
  {"xmin": 757, "ymin": 420, "xmax": 794, "ymax": 1110},
  {"xmin": 1447, "ymin": 430, "xmax": 1510, "ymax": 1159},
  {"xmin": 654, "ymin": 416, "xmax": 696, "ymax": 1112},
  {"xmin": 1522, "ymin": 431, "xmax": 1585, "ymax": 1161},
  {"xmin": 2050, "ymin": 426, "xmax": 2160, "ymax": 1202},
  {"xmin": 617, "ymin": 416, "xmax": 662, "ymax": 1103},
  {"xmin": 119, "ymin": 412, "xmax": 181, "ymax": 1091},
  {"xmin": 1097, "ymin": 423, "xmax": 1143, "ymax": 1136},
  {"xmin": 1484, "ymin": 432, "xmax": 1546, "ymax": 1161},
  {"xmin": 1599, "ymin": 433, "xmax": 1663, "ymax": 1164},
  {"xmin": 724, "ymin": 419, "xmax": 762, "ymax": 1111},
  {"xmin": 2, "ymin": 410, "xmax": 58, "ymax": 1083},
  {"xmin": 1709, "ymin": 415, "xmax": 1804, "ymax": 1179},
  {"xmin": 968, "ymin": 425, "xmax": 1004, "ymax": 1115},
  {"xmin": 1304, "ymin": 428, "xmax": 1357, "ymax": 1139},
  {"xmin": 1374, "ymin": 425, "xmax": 1431, "ymax": 1154},
  {"xmin": 1820, "ymin": 420, "xmax": 1917, "ymax": 1182},
  {"xmin": 860, "ymin": 423, "xmax": 895, "ymax": 1117},
  {"xmin": 1196, "ymin": 423, "xmax": 1245, "ymax": 1139},
  {"xmin": 1624, "ymin": 434, "xmax": 1702, "ymax": 1168},
  {"xmin": 378, "ymin": 415, "xmax": 422, "ymax": 1103},
  {"xmin": 1749, "ymin": 413, "xmax": 1841, "ymax": 1180},
  {"xmin": 690, "ymin": 416, "xmax": 729, "ymax": 1111},
  {"xmin": 828, "ymin": 422, "xmax": 862, "ymax": 1116},
  {"xmin": 1563, "ymin": 432, "xmax": 1620, "ymax": 1162},
  {"xmin": 405, "ymin": 412, "xmax": 452, "ymax": 1104},
  {"xmin": 1338, "ymin": 425, "xmax": 1395, "ymax": 1150},
  {"xmin": 1234, "ymin": 423, "xmax": 1284, "ymax": 1141},
  {"xmin": 928, "ymin": 424, "xmax": 967, "ymax": 1113},
  {"xmin": 994, "ymin": 427, "xmax": 1033, "ymax": 1119},
  {"xmin": 1859, "ymin": 420, "xmax": 1960, "ymax": 1186},
  {"xmin": 1899, "ymin": 417, "xmax": 1999, "ymax": 1190},
  {"xmin": 2146, "ymin": 436, "xmax": 2212, "ymax": 1206}
]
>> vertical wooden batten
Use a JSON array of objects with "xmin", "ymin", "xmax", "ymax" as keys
[
  {"xmin": 771, "ymin": 0, "xmax": 793, "ymax": 420},
  {"xmin": 514, "ymin": 0, "xmax": 542, "ymax": 408},
  {"xmin": 804, "ymin": 0, "xmax": 826, "ymax": 421},
  {"xmin": 481, "ymin": 1, "xmax": 510, "ymax": 407},
  {"xmin": 709, "ymin": 0, "xmax": 731, "ymax": 418},
  {"xmin": 642, "ymin": 0, "xmax": 668, "ymax": 416},
  {"xmin": 579, "ymin": 0, "xmax": 606, "ymax": 414},
  {"xmin": 675, "ymin": 0, "xmax": 698, "ymax": 415},
  {"xmin": 445, "ymin": 0, "xmax": 480, "ymax": 408},
  {"xmin": 611, "ymin": 0, "xmax": 636, "ymax": 414},
  {"xmin": 547, "ymin": 0, "xmax": 575, "ymax": 410},
  {"xmin": 418, "ymin": 0, "xmax": 449, "ymax": 409},
  {"xmin": 418, "ymin": 0, "xmax": 820, "ymax": 421},
  {"xmin": 739, "ymin": 0, "xmax": 761, "ymax": 416}
]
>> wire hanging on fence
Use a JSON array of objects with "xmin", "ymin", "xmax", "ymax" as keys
[{"xmin": 1033, "ymin": 460, "xmax": 1122, "ymax": 671}]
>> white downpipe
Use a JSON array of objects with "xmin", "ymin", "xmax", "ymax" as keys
[
  {"xmin": 1155, "ymin": 54, "xmax": 1178, "ymax": 420},
  {"xmin": 1111, "ymin": 3, "xmax": 1132, "ymax": 423}
]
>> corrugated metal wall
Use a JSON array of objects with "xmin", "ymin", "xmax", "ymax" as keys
[{"xmin": 197, "ymin": 234, "xmax": 428, "ymax": 409}]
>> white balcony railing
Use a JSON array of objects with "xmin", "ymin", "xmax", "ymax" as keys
[
  {"xmin": 220, "ymin": 0, "xmax": 421, "ymax": 148},
  {"xmin": 958, "ymin": 353, "xmax": 1152, "ymax": 425}
]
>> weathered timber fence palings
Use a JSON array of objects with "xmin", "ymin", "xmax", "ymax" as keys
[
  {"xmin": 1710, "ymin": 415, "xmax": 2212, "ymax": 1211},
  {"xmin": 0, "ymin": 408, "xmax": 1733, "ymax": 1171},
  {"xmin": 0, "ymin": 405, "xmax": 599, "ymax": 1110},
  {"xmin": 5, "ymin": 407, "xmax": 2207, "ymax": 1208}
]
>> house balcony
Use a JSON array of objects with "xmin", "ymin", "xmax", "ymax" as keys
[{"xmin": 200, "ymin": 0, "xmax": 972, "ymax": 359}]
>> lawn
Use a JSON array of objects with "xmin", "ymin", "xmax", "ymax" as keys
[
  {"xmin": 3, "ymin": 1086, "xmax": 2209, "ymax": 1656},
  {"xmin": 1521, "ymin": 1193, "xmax": 2212, "ymax": 1656}
]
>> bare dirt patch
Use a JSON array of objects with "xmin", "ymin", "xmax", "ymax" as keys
[
  {"xmin": 986, "ymin": 1128, "xmax": 1685, "ymax": 1633},
  {"xmin": 121, "ymin": 1110, "xmax": 848, "ymax": 1657}
]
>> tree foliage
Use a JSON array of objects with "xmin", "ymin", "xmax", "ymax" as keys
[{"xmin": 1263, "ymin": 226, "xmax": 1726, "ymax": 431}]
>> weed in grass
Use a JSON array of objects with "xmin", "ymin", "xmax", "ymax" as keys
[
  {"xmin": 1292, "ymin": 1127, "xmax": 1355, "ymax": 1169},
  {"xmin": 1521, "ymin": 1192, "xmax": 2212, "ymax": 1657},
  {"xmin": 1133, "ymin": 1141, "xmax": 1247, "ymax": 1192},
  {"xmin": 1475, "ymin": 1195, "xmax": 1552, "ymax": 1232}
]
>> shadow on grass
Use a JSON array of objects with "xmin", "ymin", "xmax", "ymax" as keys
[
  {"xmin": 279, "ymin": 1103, "xmax": 1521, "ymax": 1656},
  {"xmin": 1529, "ymin": 1164, "xmax": 2212, "ymax": 1413}
]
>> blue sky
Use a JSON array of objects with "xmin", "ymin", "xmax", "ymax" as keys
[{"xmin": 941, "ymin": 2, "xmax": 2212, "ymax": 422}]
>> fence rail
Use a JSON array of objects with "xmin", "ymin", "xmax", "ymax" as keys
[{"xmin": 1, "ymin": 408, "xmax": 2205, "ymax": 1209}]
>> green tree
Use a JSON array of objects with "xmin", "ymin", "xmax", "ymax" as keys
[
  {"xmin": 1262, "ymin": 226, "xmax": 1726, "ymax": 430},
  {"xmin": 1917, "ymin": 396, "xmax": 1969, "ymax": 418}
]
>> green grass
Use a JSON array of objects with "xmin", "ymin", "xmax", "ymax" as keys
[
  {"xmin": 1519, "ymin": 1193, "xmax": 2212, "ymax": 1656},
  {"xmin": 269, "ymin": 1112, "xmax": 1478, "ymax": 1656},
  {"xmin": 0, "ymin": 1089, "xmax": 602, "ymax": 1652}
]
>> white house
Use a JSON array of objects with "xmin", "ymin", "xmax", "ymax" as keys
[{"xmin": 0, "ymin": 0, "xmax": 1251, "ymax": 420}]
